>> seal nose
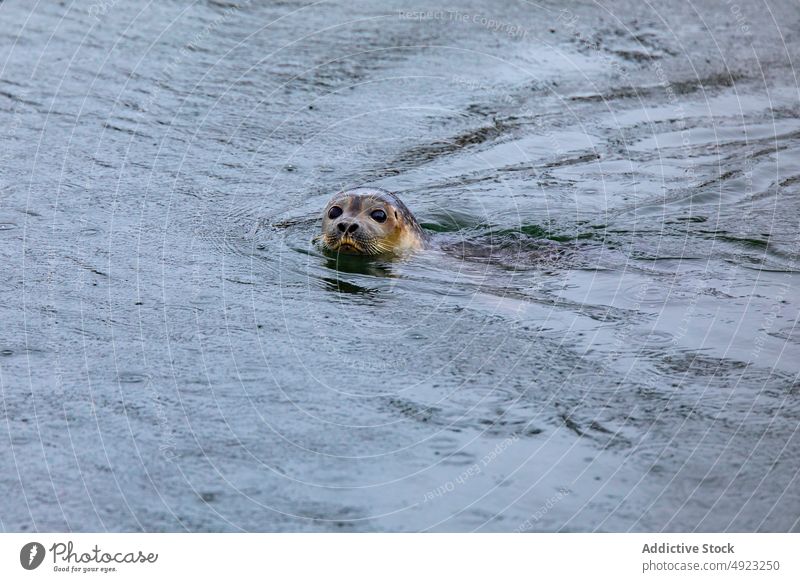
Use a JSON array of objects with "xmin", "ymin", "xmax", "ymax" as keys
[{"xmin": 337, "ymin": 222, "xmax": 359, "ymax": 234}]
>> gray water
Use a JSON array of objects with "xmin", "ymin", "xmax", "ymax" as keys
[{"xmin": 1, "ymin": 0, "xmax": 799, "ymax": 532}]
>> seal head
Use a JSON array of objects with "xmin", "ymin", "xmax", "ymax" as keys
[{"xmin": 319, "ymin": 188, "xmax": 425, "ymax": 256}]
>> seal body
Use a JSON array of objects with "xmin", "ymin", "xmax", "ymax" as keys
[{"xmin": 319, "ymin": 188, "xmax": 425, "ymax": 256}]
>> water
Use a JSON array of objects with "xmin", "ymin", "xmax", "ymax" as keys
[{"xmin": 1, "ymin": 0, "xmax": 798, "ymax": 532}]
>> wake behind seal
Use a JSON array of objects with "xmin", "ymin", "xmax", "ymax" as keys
[{"xmin": 318, "ymin": 187, "xmax": 426, "ymax": 256}]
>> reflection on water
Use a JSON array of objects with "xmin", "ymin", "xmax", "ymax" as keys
[
  {"xmin": 0, "ymin": 0, "xmax": 798, "ymax": 532},
  {"xmin": 320, "ymin": 254, "xmax": 397, "ymax": 296}
]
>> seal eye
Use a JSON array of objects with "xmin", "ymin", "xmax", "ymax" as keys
[
  {"xmin": 370, "ymin": 209, "xmax": 387, "ymax": 223},
  {"xmin": 328, "ymin": 206, "xmax": 343, "ymax": 219}
]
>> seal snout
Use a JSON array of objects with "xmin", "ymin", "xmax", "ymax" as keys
[{"xmin": 337, "ymin": 221, "xmax": 360, "ymax": 234}]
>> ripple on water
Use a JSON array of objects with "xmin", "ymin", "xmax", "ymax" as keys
[
  {"xmin": 625, "ymin": 328, "xmax": 675, "ymax": 350},
  {"xmin": 439, "ymin": 450, "xmax": 478, "ymax": 467},
  {"xmin": 768, "ymin": 325, "xmax": 800, "ymax": 345},
  {"xmin": 442, "ymin": 385, "xmax": 543, "ymax": 437},
  {"xmin": 0, "ymin": 277, "xmax": 22, "ymax": 295},
  {"xmin": 385, "ymin": 397, "xmax": 440, "ymax": 424},
  {"xmin": 656, "ymin": 353, "xmax": 749, "ymax": 378},
  {"xmin": 620, "ymin": 281, "xmax": 694, "ymax": 309},
  {"xmin": 117, "ymin": 372, "xmax": 150, "ymax": 384}
]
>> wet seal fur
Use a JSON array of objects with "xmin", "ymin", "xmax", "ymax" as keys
[{"xmin": 318, "ymin": 188, "xmax": 426, "ymax": 256}]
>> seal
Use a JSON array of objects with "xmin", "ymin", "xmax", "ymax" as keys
[{"xmin": 318, "ymin": 187, "xmax": 426, "ymax": 256}]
